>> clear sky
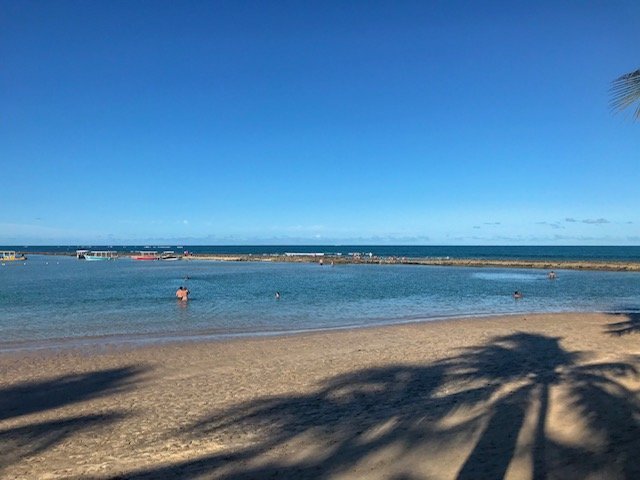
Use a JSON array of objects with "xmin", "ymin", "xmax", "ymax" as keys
[{"xmin": 1, "ymin": 0, "xmax": 639, "ymax": 245}]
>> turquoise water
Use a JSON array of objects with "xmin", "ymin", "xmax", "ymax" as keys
[{"xmin": 1, "ymin": 254, "xmax": 639, "ymax": 349}]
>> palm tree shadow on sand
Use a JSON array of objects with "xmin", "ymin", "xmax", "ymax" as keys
[
  {"xmin": 606, "ymin": 312, "xmax": 640, "ymax": 336},
  {"xmin": 106, "ymin": 334, "xmax": 640, "ymax": 480},
  {"xmin": 0, "ymin": 365, "xmax": 148, "ymax": 474}
]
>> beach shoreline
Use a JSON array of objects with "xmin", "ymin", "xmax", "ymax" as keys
[
  {"xmin": 0, "ymin": 309, "xmax": 634, "ymax": 355},
  {"xmin": 2, "ymin": 311, "xmax": 639, "ymax": 479}
]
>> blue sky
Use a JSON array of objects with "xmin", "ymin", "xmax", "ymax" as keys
[{"xmin": 1, "ymin": 0, "xmax": 639, "ymax": 245}]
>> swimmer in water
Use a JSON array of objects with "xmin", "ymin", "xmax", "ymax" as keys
[
  {"xmin": 176, "ymin": 286, "xmax": 190, "ymax": 301},
  {"xmin": 275, "ymin": 291, "xmax": 281, "ymax": 300},
  {"xmin": 513, "ymin": 291, "xmax": 522, "ymax": 299}
]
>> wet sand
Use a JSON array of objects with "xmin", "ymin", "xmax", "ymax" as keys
[
  {"xmin": 1, "ymin": 312, "xmax": 639, "ymax": 479},
  {"xmin": 33, "ymin": 251, "xmax": 640, "ymax": 271}
]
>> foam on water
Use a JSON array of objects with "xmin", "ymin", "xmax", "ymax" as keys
[{"xmin": 472, "ymin": 272, "xmax": 542, "ymax": 282}]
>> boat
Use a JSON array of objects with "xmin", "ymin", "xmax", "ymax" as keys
[
  {"xmin": 161, "ymin": 251, "xmax": 180, "ymax": 261},
  {"xmin": 131, "ymin": 251, "xmax": 160, "ymax": 261},
  {"xmin": 84, "ymin": 251, "xmax": 117, "ymax": 261},
  {"xmin": 76, "ymin": 249, "xmax": 90, "ymax": 259},
  {"xmin": 0, "ymin": 251, "xmax": 27, "ymax": 261}
]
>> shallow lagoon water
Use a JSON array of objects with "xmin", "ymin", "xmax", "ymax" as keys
[{"xmin": 1, "ymin": 255, "xmax": 639, "ymax": 348}]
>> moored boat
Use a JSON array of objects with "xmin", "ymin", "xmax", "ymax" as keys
[
  {"xmin": 161, "ymin": 251, "xmax": 180, "ymax": 261},
  {"xmin": 0, "ymin": 251, "xmax": 28, "ymax": 261},
  {"xmin": 85, "ymin": 251, "xmax": 118, "ymax": 261},
  {"xmin": 132, "ymin": 251, "xmax": 160, "ymax": 261}
]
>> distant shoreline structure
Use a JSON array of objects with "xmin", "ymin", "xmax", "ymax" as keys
[{"xmin": 16, "ymin": 250, "xmax": 640, "ymax": 272}]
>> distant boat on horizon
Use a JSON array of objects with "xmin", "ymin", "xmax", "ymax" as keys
[
  {"xmin": 85, "ymin": 251, "xmax": 117, "ymax": 261},
  {"xmin": 161, "ymin": 251, "xmax": 180, "ymax": 261},
  {"xmin": 132, "ymin": 251, "xmax": 160, "ymax": 261},
  {"xmin": 0, "ymin": 251, "xmax": 27, "ymax": 262}
]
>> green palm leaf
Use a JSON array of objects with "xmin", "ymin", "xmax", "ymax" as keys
[{"xmin": 611, "ymin": 69, "xmax": 640, "ymax": 119}]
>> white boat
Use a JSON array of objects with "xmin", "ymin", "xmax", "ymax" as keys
[
  {"xmin": 85, "ymin": 251, "xmax": 117, "ymax": 261},
  {"xmin": 161, "ymin": 251, "xmax": 180, "ymax": 261}
]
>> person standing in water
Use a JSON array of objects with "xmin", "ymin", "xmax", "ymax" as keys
[{"xmin": 176, "ymin": 286, "xmax": 190, "ymax": 301}]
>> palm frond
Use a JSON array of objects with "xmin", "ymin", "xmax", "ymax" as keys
[{"xmin": 610, "ymin": 69, "xmax": 640, "ymax": 119}]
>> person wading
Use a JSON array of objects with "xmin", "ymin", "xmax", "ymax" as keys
[{"xmin": 176, "ymin": 286, "xmax": 190, "ymax": 301}]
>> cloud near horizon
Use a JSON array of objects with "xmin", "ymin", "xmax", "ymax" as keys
[
  {"xmin": 535, "ymin": 222, "xmax": 564, "ymax": 230},
  {"xmin": 581, "ymin": 218, "xmax": 610, "ymax": 225},
  {"xmin": 565, "ymin": 217, "xmax": 612, "ymax": 225}
]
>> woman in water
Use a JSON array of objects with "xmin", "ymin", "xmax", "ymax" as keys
[{"xmin": 176, "ymin": 286, "xmax": 190, "ymax": 301}]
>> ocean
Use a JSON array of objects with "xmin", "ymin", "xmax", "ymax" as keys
[{"xmin": 1, "ymin": 246, "xmax": 639, "ymax": 350}]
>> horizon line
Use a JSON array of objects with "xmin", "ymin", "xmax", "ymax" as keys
[{"xmin": 3, "ymin": 244, "xmax": 640, "ymax": 248}]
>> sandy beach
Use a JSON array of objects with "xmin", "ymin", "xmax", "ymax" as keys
[{"xmin": 1, "ymin": 312, "xmax": 639, "ymax": 479}]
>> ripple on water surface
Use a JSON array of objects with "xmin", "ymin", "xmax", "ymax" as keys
[{"xmin": 1, "ymin": 255, "xmax": 640, "ymax": 347}]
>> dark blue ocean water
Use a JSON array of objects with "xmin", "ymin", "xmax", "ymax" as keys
[{"xmin": 1, "ymin": 251, "xmax": 639, "ymax": 350}]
